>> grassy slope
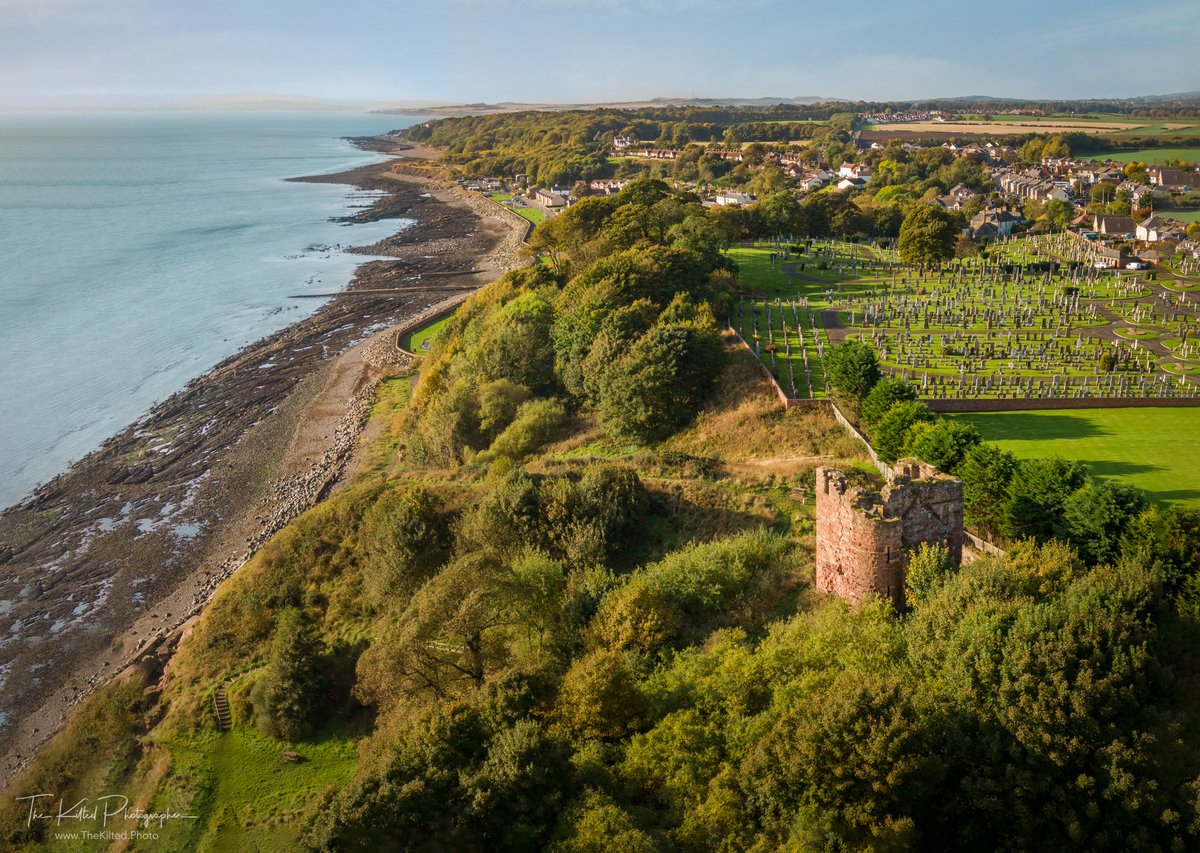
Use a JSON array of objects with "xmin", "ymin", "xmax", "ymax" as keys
[
  {"xmin": 0, "ymin": 337, "xmax": 863, "ymax": 852},
  {"xmin": 951, "ymin": 407, "xmax": 1200, "ymax": 506}
]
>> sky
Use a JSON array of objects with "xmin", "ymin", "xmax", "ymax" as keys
[{"xmin": 1, "ymin": 0, "xmax": 1197, "ymax": 106}]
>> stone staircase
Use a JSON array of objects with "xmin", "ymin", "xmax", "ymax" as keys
[{"xmin": 213, "ymin": 685, "xmax": 231, "ymax": 732}]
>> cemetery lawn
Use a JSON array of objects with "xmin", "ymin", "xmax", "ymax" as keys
[
  {"xmin": 727, "ymin": 239, "xmax": 1184, "ymax": 401},
  {"xmin": 951, "ymin": 407, "xmax": 1200, "ymax": 506}
]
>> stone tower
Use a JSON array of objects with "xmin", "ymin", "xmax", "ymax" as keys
[{"xmin": 815, "ymin": 460, "xmax": 963, "ymax": 608}]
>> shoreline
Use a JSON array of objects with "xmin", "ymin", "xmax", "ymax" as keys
[{"xmin": 0, "ymin": 137, "xmax": 526, "ymax": 786}]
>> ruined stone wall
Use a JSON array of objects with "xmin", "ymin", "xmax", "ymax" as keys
[
  {"xmin": 883, "ymin": 460, "xmax": 964, "ymax": 568},
  {"xmin": 815, "ymin": 460, "xmax": 963, "ymax": 608},
  {"xmin": 815, "ymin": 468, "xmax": 904, "ymax": 607}
]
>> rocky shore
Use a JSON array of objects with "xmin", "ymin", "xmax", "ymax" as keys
[{"xmin": 0, "ymin": 138, "xmax": 527, "ymax": 786}]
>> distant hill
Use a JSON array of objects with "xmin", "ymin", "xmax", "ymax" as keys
[{"xmin": 374, "ymin": 95, "xmax": 848, "ymax": 116}]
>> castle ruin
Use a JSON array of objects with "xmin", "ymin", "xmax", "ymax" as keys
[{"xmin": 815, "ymin": 460, "xmax": 963, "ymax": 608}]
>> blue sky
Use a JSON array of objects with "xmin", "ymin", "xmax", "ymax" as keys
[{"xmin": 1, "ymin": 0, "xmax": 1197, "ymax": 105}]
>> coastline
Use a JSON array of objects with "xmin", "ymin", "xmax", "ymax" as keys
[{"xmin": 0, "ymin": 137, "xmax": 527, "ymax": 786}]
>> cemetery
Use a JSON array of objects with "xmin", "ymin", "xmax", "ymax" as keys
[{"xmin": 729, "ymin": 238, "xmax": 1200, "ymax": 404}]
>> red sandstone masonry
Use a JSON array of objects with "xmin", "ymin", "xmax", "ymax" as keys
[{"xmin": 815, "ymin": 460, "xmax": 963, "ymax": 608}]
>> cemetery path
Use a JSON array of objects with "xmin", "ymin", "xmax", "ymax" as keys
[{"xmin": 779, "ymin": 262, "xmax": 831, "ymax": 285}]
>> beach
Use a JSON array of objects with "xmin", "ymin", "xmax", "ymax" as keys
[{"xmin": 0, "ymin": 138, "xmax": 527, "ymax": 786}]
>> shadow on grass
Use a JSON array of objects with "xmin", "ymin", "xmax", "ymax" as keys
[
  {"xmin": 964, "ymin": 412, "xmax": 1112, "ymax": 441},
  {"xmin": 1087, "ymin": 460, "xmax": 1163, "ymax": 477},
  {"xmin": 1145, "ymin": 488, "xmax": 1200, "ymax": 504}
]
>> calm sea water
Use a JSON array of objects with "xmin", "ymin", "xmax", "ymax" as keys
[{"xmin": 0, "ymin": 111, "xmax": 422, "ymax": 509}]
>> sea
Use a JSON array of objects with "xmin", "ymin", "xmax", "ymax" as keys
[{"xmin": 0, "ymin": 111, "xmax": 424, "ymax": 510}]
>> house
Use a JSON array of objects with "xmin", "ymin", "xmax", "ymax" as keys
[
  {"xmin": 1137, "ymin": 215, "xmax": 1168, "ymax": 243},
  {"xmin": 800, "ymin": 175, "xmax": 828, "ymax": 192},
  {"xmin": 949, "ymin": 183, "xmax": 977, "ymax": 201},
  {"xmin": 1092, "ymin": 245, "xmax": 1131, "ymax": 268},
  {"xmin": 534, "ymin": 188, "xmax": 568, "ymax": 208},
  {"xmin": 837, "ymin": 177, "xmax": 867, "ymax": 192},
  {"xmin": 838, "ymin": 162, "xmax": 872, "ymax": 181},
  {"xmin": 1149, "ymin": 168, "xmax": 1198, "ymax": 191},
  {"xmin": 970, "ymin": 208, "xmax": 1022, "ymax": 239},
  {"xmin": 1093, "ymin": 214, "xmax": 1137, "ymax": 238},
  {"xmin": 589, "ymin": 178, "xmax": 631, "ymax": 196},
  {"xmin": 714, "ymin": 191, "xmax": 756, "ymax": 207}
]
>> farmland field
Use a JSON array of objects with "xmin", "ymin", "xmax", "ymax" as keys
[
  {"xmin": 868, "ymin": 114, "xmax": 1200, "ymax": 138},
  {"xmin": 950, "ymin": 407, "xmax": 1200, "ymax": 505},
  {"xmin": 1100, "ymin": 147, "xmax": 1200, "ymax": 165},
  {"xmin": 868, "ymin": 119, "xmax": 1149, "ymax": 136}
]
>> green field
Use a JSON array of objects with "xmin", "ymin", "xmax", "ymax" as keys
[
  {"xmin": 400, "ymin": 314, "xmax": 452, "ymax": 354},
  {"xmin": 488, "ymin": 193, "xmax": 546, "ymax": 226},
  {"xmin": 951, "ymin": 407, "xmax": 1200, "ymax": 505},
  {"xmin": 1100, "ymin": 147, "xmax": 1200, "ymax": 165}
]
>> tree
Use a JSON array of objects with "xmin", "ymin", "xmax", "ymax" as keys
[
  {"xmin": 474, "ymin": 291, "xmax": 558, "ymax": 393},
  {"xmin": 552, "ymin": 790, "xmax": 658, "ymax": 853},
  {"xmin": 1045, "ymin": 198, "xmax": 1074, "ymax": 231},
  {"xmin": 597, "ymin": 322, "xmax": 724, "ymax": 444},
  {"xmin": 758, "ymin": 191, "xmax": 803, "ymax": 237},
  {"xmin": 1064, "ymin": 480, "xmax": 1148, "ymax": 565},
  {"xmin": 359, "ymin": 487, "xmax": 451, "ymax": 606},
  {"xmin": 861, "ymin": 377, "xmax": 918, "ymax": 425},
  {"xmin": 477, "ymin": 379, "xmax": 534, "ymax": 446},
  {"xmin": 958, "ymin": 443, "xmax": 1018, "ymax": 537},
  {"xmin": 898, "ymin": 205, "xmax": 957, "ymax": 268},
  {"xmin": 954, "ymin": 234, "xmax": 980, "ymax": 258},
  {"xmin": 354, "ymin": 553, "xmax": 511, "ymax": 707},
  {"xmin": 823, "ymin": 340, "xmax": 881, "ymax": 401},
  {"xmin": 254, "ymin": 608, "xmax": 327, "ymax": 741},
  {"xmin": 904, "ymin": 542, "xmax": 956, "ymax": 607},
  {"xmin": 873, "ymin": 401, "xmax": 935, "ymax": 464},
  {"xmin": 904, "ymin": 419, "xmax": 981, "ymax": 473},
  {"xmin": 461, "ymin": 720, "xmax": 572, "ymax": 850},
  {"xmin": 555, "ymin": 649, "xmax": 646, "ymax": 742},
  {"xmin": 1003, "ymin": 457, "xmax": 1089, "ymax": 542}
]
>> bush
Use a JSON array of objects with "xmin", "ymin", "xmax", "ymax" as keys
[
  {"xmin": 873, "ymin": 401, "xmax": 935, "ymax": 464},
  {"xmin": 904, "ymin": 419, "xmax": 981, "ymax": 473},
  {"xmin": 861, "ymin": 377, "xmax": 917, "ymax": 426},
  {"xmin": 479, "ymin": 399, "xmax": 568, "ymax": 462}
]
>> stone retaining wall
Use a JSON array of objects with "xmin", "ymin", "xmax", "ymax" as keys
[{"xmin": 925, "ymin": 396, "xmax": 1200, "ymax": 413}]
